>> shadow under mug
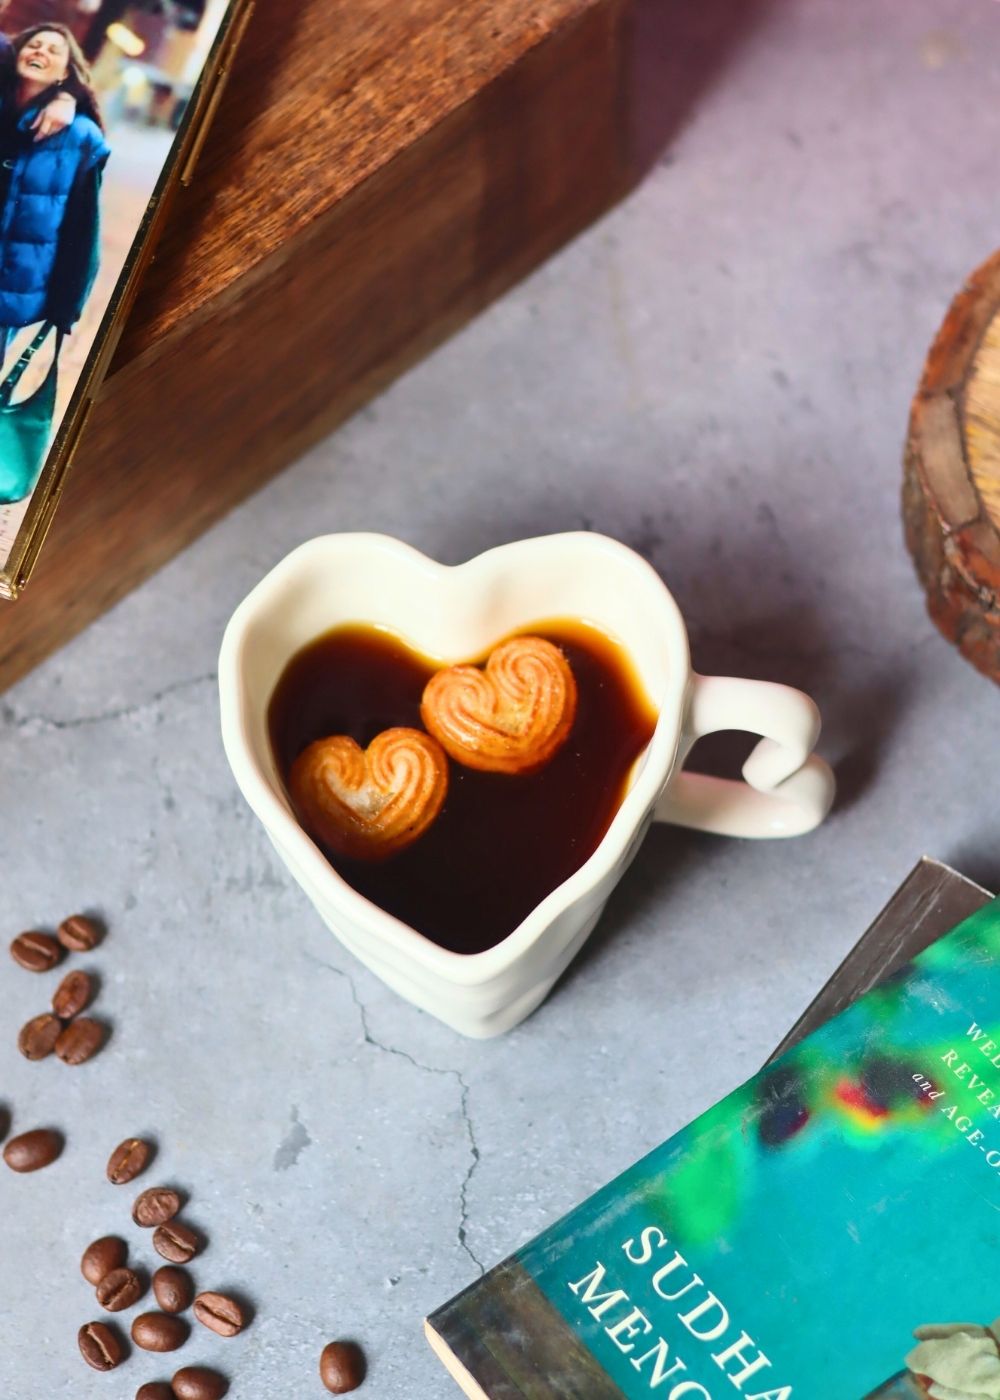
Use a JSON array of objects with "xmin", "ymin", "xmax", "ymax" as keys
[{"xmin": 218, "ymin": 532, "xmax": 835, "ymax": 1037}]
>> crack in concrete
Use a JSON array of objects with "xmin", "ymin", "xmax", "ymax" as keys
[
  {"xmin": 304, "ymin": 950, "xmax": 485, "ymax": 1275},
  {"xmin": 456, "ymin": 1076, "xmax": 483, "ymax": 1275},
  {"xmin": 3, "ymin": 671, "xmax": 218, "ymax": 736}
]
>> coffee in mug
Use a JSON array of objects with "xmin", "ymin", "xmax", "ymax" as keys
[
  {"xmin": 267, "ymin": 621, "xmax": 657, "ymax": 954},
  {"xmin": 220, "ymin": 531, "xmax": 835, "ymax": 1036}
]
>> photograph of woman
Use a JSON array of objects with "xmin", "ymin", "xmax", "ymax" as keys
[
  {"xmin": 0, "ymin": 0, "xmax": 233, "ymax": 579},
  {"xmin": 0, "ymin": 24, "xmax": 108, "ymax": 505}
]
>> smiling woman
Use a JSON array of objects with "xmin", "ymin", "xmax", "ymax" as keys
[{"xmin": 0, "ymin": 23, "xmax": 108, "ymax": 505}]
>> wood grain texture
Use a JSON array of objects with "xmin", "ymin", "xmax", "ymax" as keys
[
  {"xmin": 0, "ymin": 0, "xmax": 632, "ymax": 689},
  {"xmin": 903, "ymin": 248, "xmax": 1000, "ymax": 683},
  {"xmin": 427, "ymin": 1256, "xmax": 628, "ymax": 1399}
]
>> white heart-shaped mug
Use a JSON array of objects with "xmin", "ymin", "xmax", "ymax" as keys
[{"xmin": 218, "ymin": 533, "xmax": 835, "ymax": 1038}]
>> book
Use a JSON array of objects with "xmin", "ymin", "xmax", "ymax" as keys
[{"xmin": 426, "ymin": 858, "xmax": 996, "ymax": 1399}]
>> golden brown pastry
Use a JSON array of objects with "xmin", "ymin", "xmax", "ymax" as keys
[
  {"xmin": 289, "ymin": 727, "xmax": 449, "ymax": 860},
  {"xmin": 421, "ymin": 635, "xmax": 577, "ymax": 775}
]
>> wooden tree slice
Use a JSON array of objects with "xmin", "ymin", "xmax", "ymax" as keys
[{"xmin": 904, "ymin": 249, "xmax": 1000, "ymax": 682}]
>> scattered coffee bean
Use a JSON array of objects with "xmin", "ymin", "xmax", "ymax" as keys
[
  {"xmin": 2, "ymin": 1127, "xmax": 62, "ymax": 1172},
  {"xmin": 96, "ymin": 1266, "xmax": 144, "ymax": 1312},
  {"xmin": 153, "ymin": 1265, "xmax": 194, "ymax": 1314},
  {"xmin": 320, "ymin": 1340, "xmax": 366, "ymax": 1393},
  {"xmin": 193, "ymin": 1291, "xmax": 246, "ymax": 1337},
  {"xmin": 153, "ymin": 1220, "xmax": 201, "ymax": 1264},
  {"xmin": 107, "ymin": 1135, "xmax": 153, "ymax": 1185},
  {"xmin": 172, "ymin": 1367, "xmax": 229, "ymax": 1400},
  {"xmin": 132, "ymin": 1311, "xmax": 189, "ymax": 1352},
  {"xmin": 81, "ymin": 1235, "xmax": 128, "ymax": 1286},
  {"xmin": 17, "ymin": 1011, "xmax": 62, "ymax": 1060},
  {"xmin": 57, "ymin": 913, "xmax": 103, "ymax": 951},
  {"xmin": 137, "ymin": 1385, "xmax": 176, "ymax": 1400},
  {"xmin": 10, "ymin": 930, "xmax": 62, "ymax": 972},
  {"xmin": 52, "ymin": 968, "xmax": 93, "ymax": 1018},
  {"xmin": 134, "ymin": 1186, "xmax": 183, "ymax": 1227},
  {"xmin": 55, "ymin": 1017, "xmax": 104, "ymax": 1065},
  {"xmin": 79, "ymin": 1320, "xmax": 125, "ymax": 1371}
]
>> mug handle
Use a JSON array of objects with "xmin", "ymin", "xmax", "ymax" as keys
[{"xmin": 654, "ymin": 675, "xmax": 836, "ymax": 838}]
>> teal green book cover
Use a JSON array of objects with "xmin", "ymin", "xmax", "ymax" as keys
[{"xmin": 427, "ymin": 899, "xmax": 1000, "ymax": 1399}]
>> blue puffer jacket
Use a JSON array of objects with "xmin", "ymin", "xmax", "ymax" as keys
[{"xmin": 0, "ymin": 104, "xmax": 110, "ymax": 328}]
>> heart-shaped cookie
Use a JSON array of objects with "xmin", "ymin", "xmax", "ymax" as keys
[
  {"xmin": 421, "ymin": 635, "xmax": 577, "ymax": 775},
  {"xmin": 289, "ymin": 727, "xmax": 448, "ymax": 861}
]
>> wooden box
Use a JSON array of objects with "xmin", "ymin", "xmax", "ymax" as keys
[{"xmin": 0, "ymin": 0, "xmax": 644, "ymax": 689}]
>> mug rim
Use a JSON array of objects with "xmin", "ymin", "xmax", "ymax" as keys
[{"xmin": 218, "ymin": 532, "xmax": 691, "ymax": 984}]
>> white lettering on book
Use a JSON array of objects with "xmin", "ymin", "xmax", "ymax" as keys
[
  {"xmin": 551, "ymin": 1017, "xmax": 1000, "ymax": 1397},
  {"xmin": 713, "ymin": 1333, "xmax": 773, "ymax": 1387},
  {"xmin": 631, "ymin": 1340, "xmax": 689, "ymax": 1386},
  {"xmin": 964, "ymin": 1022, "xmax": 1000, "ymax": 1068},
  {"xmin": 607, "ymin": 1306, "xmax": 654, "ymax": 1353},
  {"xmin": 567, "ymin": 1229, "xmax": 791, "ymax": 1396},
  {"xmin": 934, "ymin": 1030, "xmax": 1000, "ymax": 1129},
  {"xmin": 567, "ymin": 1262, "xmax": 629, "ymax": 1320}
]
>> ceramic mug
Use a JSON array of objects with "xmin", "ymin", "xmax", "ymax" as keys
[{"xmin": 218, "ymin": 532, "xmax": 835, "ymax": 1038}]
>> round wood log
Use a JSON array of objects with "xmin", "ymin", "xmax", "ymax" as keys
[{"xmin": 904, "ymin": 249, "xmax": 1000, "ymax": 683}]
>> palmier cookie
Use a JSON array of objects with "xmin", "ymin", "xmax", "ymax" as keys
[
  {"xmin": 290, "ymin": 727, "xmax": 448, "ymax": 860},
  {"xmin": 421, "ymin": 635, "xmax": 577, "ymax": 775}
]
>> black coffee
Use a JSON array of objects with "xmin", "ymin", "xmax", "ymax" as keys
[{"xmin": 268, "ymin": 621, "xmax": 658, "ymax": 954}]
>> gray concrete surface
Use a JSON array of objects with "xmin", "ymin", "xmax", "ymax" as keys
[{"xmin": 2, "ymin": 0, "xmax": 999, "ymax": 1394}]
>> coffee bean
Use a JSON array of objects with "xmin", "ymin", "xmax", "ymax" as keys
[
  {"xmin": 132, "ymin": 1311, "xmax": 189, "ymax": 1352},
  {"xmin": 17, "ymin": 1012, "xmax": 62, "ymax": 1060},
  {"xmin": 81, "ymin": 1235, "xmax": 127, "ymax": 1286},
  {"xmin": 172, "ymin": 1367, "xmax": 229, "ymax": 1400},
  {"xmin": 133, "ymin": 1186, "xmax": 182, "ymax": 1227},
  {"xmin": 58, "ymin": 913, "xmax": 103, "ymax": 951},
  {"xmin": 52, "ymin": 968, "xmax": 93, "ymax": 1018},
  {"xmin": 107, "ymin": 1135, "xmax": 153, "ymax": 1184},
  {"xmin": 153, "ymin": 1220, "xmax": 201, "ymax": 1264},
  {"xmin": 137, "ymin": 1385, "xmax": 176, "ymax": 1400},
  {"xmin": 10, "ymin": 930, "xmax": 62, "ymax": 972},
  {"xmin": 55, "ymin": 1017, "xmax": 104, "ymax": 1065},
  {"xmin": 153, "ymin": 1265, "xmax": 194, "ymax": 1313},
  {"xmin": 79, "ymin": 1320, "xmax": 125, "ymax": 1371},
  {"xmin": 96, "ymin": 1266, "xmax": 144, "ymax": 1312},
  {"xmin": 320, "ymin": 1340, "xmax": 366, "ymax": 1393},
  {"xmin": 193, "ymin": 1291, "xmax": 246, "ymax": 1337},
  {"xmin": 2, "ymin": 1127, "xmax": 62, "ymax": 1172}
]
